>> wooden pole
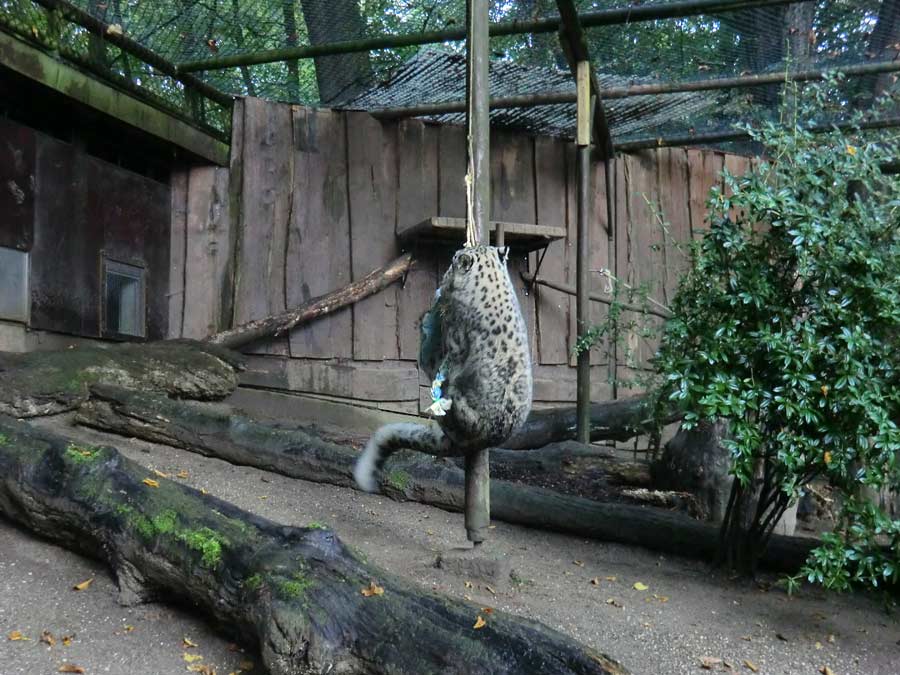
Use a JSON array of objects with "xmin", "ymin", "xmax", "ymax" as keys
[
  {"xmin": 519, "ymin": 272, "xmax": 672, "ymax": 320},
  {"xmin": 605, "ymin": 156, "xmax": 618, "ymax": 399},
  {"xmin": 464, "ymin": 0, "xmax": 491, "ymax": 545},
  {"xmin": 467, "ymin": 0, "xmax": 491, "ymax": 246},
  {"xmin": 575, "ymin": 62, "xmax": 593, "ymax": 444},
  {"xmin": 615, "ymin": 114, "xmax": 900, "ymax": 151},
  {"xmin": 177, "ymin": 0, "xmax": 812, "ymax": 72}
]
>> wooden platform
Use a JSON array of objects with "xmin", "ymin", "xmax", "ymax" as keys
[{"xmin": 397, "ymin": 216, "xmax": 566, "ymax": 252}]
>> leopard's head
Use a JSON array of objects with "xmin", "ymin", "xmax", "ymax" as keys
[{"xmin": 442, "ymin": 245, "xmax": 510, "ymax": 298}]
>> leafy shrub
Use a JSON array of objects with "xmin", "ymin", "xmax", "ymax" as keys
[{"xmin": 652, "ymin": 78, "xmax": 900, "ymax": 583}]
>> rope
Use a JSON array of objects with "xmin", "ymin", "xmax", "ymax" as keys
[{"xmin": 464, "ymin": 171, "xmax": 478, "ymax": 247}]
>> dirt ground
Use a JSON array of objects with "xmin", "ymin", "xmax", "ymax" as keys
[{"xmin": 1, "ymin": 415, "xmax": 899, "ymax": 675}]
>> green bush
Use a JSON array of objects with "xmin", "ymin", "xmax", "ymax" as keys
[{"xmin": 653, "ymin": 78, "xmax": 900, "ymax": 584}]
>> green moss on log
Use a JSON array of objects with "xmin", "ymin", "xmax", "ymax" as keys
[
  {"xmin": 177, "ymin": 527, "xmax": 227, "ymax": 568},
  {"xmin": 115, "ymin": 504, "xmax": 157, "ymax": 540},
  {"xmin": 276, "ymin": 575, "xmax": 313, "ymax": 600},
  {"xmin": 243, "ymin": 573, "xmax": 263, "ymax": 591},
  {"xmin": 387, "ymin": 469, "xmax": 411, "ymax": 491},
  {"xmin": 151, "ymin": 510, "xmax": 178, "ymax": 535},
  {"xmin": 0, "ymin": 340, "xmax": 242, "ymax": 418},
  {"xmin": 65, "ymin": 442, "xmax": 102, "ymax": 463}
]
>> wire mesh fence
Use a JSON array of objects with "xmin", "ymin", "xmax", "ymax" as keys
[{"xmin": 0, "ymin": 0, "xmax": 896, "ymax": 148}]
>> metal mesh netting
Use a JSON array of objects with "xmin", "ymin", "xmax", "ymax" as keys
[
  {"xmin": 345, "ymin": 49, "xmax": 717, "ymax": 138},
  {"xmin": 0, "ymin": 0, "xmax": 897, "ymax": 145}
]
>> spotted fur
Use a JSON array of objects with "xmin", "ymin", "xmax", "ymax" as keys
[{"xmin": 353, "ymin": 245, "xmax": 533, "ymax": 492}]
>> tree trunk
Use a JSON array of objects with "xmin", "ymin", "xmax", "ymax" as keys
[
  {"xmin": 299, "ymin": 0, "xmax": 373, "ymax": 104},
  {"xmin": 0, "ymin": 340, "xmax": 241, "ymax": 418},
  {"xmin": 651, "ymin": 420, "xmax": 733, "ymax": 521},
  {"xmin": 716, "ymin": 455, "xmax": 794, "ymax": 577},
  {"xmin": 504, "ymin": 396, "xmax": 683, "ymax": 449},
  {"xmin": 282, "ymin": 0, "xmax": 301, "ymax": 100},
  {"xmin": 76, "ymin": 385, "xmax": 818, "ymax": 573},
  {"xmin": 0, "ymin": 415, "xmax": 625, "ymax": 675},
  {"xmin": 230, "ymin": 0, "xmax": 257, "ymax": 96},
  {"xmin": 86, "ymin": 0, "xmax": 110, "ymax": 70},
  {"xmin": 784, "ymin": 2, "xmax": 816, "ymax": 64},
  {"xmin": 721, "ymin": 6, "xmax": 786, "ymax": 106},
  {"xmin": 206, "ymin": 253, "xmax": 412, "ymax": 350},
  {"xmin": 862, "ymin": 0, "xmax": 900, "ymax": 100}
]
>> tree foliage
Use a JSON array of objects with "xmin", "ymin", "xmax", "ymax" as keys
[{"xmin": 652, "ymin": 76, "xmax": 900, "ymax": 585}]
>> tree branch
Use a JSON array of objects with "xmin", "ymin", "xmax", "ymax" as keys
[{"xmin": 206, "ymin": 253, "xmax": 413, "ymax": 350}]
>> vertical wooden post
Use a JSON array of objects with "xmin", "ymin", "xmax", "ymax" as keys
[
  {"xmin": 576, "ymin": 60, "xmax": 592, "ymax": 444},
  {"xmin": 605, "ymin": 156, "xmax": 617, "ymax": 400},
  {"xmin": 464, "ymin": 0, "xmax": 491, "ymax": 544}
]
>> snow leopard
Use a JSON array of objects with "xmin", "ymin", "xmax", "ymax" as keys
[{"xmin": 353, "ymin": 245, "xmax": 533, "ymax": 492}]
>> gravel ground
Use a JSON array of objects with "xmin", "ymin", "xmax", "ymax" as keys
[{"xmin": 1, "ymin": 416, "xmax": 898, "ymax": 675}]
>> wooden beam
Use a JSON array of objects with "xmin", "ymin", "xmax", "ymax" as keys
[
  {"xmin": 370, "ymin": 59, "xmax": 900, "ymax": 120},
  {"xmin": 0, "ymin": 30, "xmax": 230, "ymax": 165},
  {"xmin": 555, "ymin": 0, "xmax": 614, "ymax": 159},
  {"xmin": 575, "ymin": 59, "xmax": 592, "ymax": 444},
  {"xmin": 616, "ymin": 114, "xmax": 900, "ymax": 151},
  {"xmin": 576, "ymin": 61, "xmax": 591, "ymax": 146},
  {"xmin": 466, "ymin": 0, "xmax": 491, "ymax": 246},
  {"xmin": 396, "ymin": 216, "xmax": 565, "ymax": 252},
  {"xmin": 178, "ymin": 0, "xmax": 813, "ymax": 72},
  {"xmin": 464, "ymin": 0, "xmax": 491, "ymax": 545},
  {"xmin": 32, "ymin": 0, "xmax": 232, "ymax": 107},
  {"xmin": 521, "ymin": 272, "xmax": 673, "ymax": 320}
]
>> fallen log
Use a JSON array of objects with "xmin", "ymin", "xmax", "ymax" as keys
[
  {"xmin": 206, "ymin": 253, "xmax": 413, "ymax": 350},
  {"xmin": 76, "ymin": 385, "xmax": 818, "ymax": 573},
  {"xmin": 459, "ymin": 443, "xmax": 651, "ymax": 487},
  {"xmin": 504, "ymin": 396, "xmax": 684, "ymax": 449},
  {"xmin": 0, "ymin": 415, "xmax": 625, "ymax": 675},
  {"xmin": 0, "ymin": 340, "xmax": 241, "ymax": 418}
]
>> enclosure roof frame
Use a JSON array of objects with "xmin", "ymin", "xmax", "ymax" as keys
[
  {"xmin": 176, "ymin": 0, "xmax": 811, "ymax": 74},
  {"xmin": 7, "ymin": 0, "xmax": 900, "ymax": 152}
]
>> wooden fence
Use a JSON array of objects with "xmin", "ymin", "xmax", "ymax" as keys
[{"xmin": 169, "ymin": 97, "xmax": 752, "ymax": 413}]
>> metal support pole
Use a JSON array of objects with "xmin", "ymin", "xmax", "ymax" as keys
[
  {"xmin": 576, "ymin": 61, "xmax": 592, "ymax": 444},
  {"xmin": 464, "ymin": 0, "xmax": 491, "ymax": 545}
]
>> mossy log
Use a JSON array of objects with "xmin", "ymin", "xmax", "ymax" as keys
[
  {"xmin": 0, "ymin": 415, "xmax": 625, "ymax": 675},
  {"xmin": 76, "ymin": 385, "xmax": 818, "ymax": 573},
  {"xmin": 504, "ymin": 396, "xmax": 684, "ymax": 449},
  {"xmin": 0, "ymin": 340, "xmax": 241, "ymax": 418}
]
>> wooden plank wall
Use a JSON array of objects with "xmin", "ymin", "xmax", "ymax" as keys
[
  {"xmin": 0, "ymin": 117, "xmax": 35, "ymax": 251},
  {"xmin": 174, "ymin": 97, "xmax": 753, "ymax": 413},
  {"xmin": 167, "ymin": 165, "xmax": 232, "ymax": 339},
  {"xmin": 21, "ymin": 128, "xmax": 171, "ymax": 341}
]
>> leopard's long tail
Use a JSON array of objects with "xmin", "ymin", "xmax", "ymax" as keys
[{"xmin": 353, "ymin": 423, "xmax": 453, "ymax": 492}]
